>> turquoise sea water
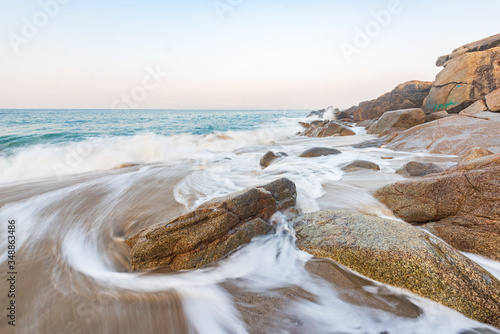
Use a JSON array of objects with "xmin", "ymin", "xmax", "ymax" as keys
[{"xmin": 0, "ymin": 109, "xmax": 306, "ymax": 152}]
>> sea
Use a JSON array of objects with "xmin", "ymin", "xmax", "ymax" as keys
[{"xmin": 0, "ymin": 109, "xmax": 499, "ymax": 334}]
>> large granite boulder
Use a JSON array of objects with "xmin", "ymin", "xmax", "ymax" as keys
[
  {"xmin": 424, "ymin": 34, "xmax": 500, "ymax": 114},
  {"xmin": 385, "ymin": 112, "xmax": 500, "ymax": 155},
  {"xmin": 293, "ymin": 210, "xmax": 500, "ymax": 328},
  {"xmin": 341, "ymin": 81, "xmax": 433, "ymax": 121},
  {"xmin": 486, "ymin": 88, "xmax": 500, "ymax": 112},
  {"xmin": 367, "ymin": 108, "xmax": 426, "ymax": 134},
  {"xmin": 126, "ymin": 178, "xmax": 296, "ymax": 271},
  {"xmin": 374, "ymin": 162, "xmax": 500, "ymax": 261}
]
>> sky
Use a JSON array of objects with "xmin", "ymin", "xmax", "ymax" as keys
[{"xmin": 0, "ymin": 0, "xmax": 498, "ymax": 110}]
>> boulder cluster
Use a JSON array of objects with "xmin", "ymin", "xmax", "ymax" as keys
[{"xmin": 124, "ymin": 34, "xmax": 500, "ymax": 329}]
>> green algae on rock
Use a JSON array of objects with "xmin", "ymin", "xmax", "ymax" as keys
[{"xmin": 293, "ymin": 210, "xmax": 500, "ymax": 329}]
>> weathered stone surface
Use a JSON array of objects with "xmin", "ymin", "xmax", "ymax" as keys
[
  {"xmin": 423, "ymin": 216, "xmax": 500, "ymax": 262},
  {"xmin": 486, "ymin": 88, "xmax": 500, "ymax": 112},
  {"xmin": 341, "ymin": 160, "xmax": 380, "ymax": 172},
  {"xmin": 352, "ymin": 138, "xmax": 385, "ymax": 149},
  {"xmin": 395, "ymin": 161, "xmax": 443, "ymax": 177},
  {"xmin": 299, "ymin": 147, "xmax": 342, "ymax": 158},
  {"xmin": 459, "ymin": 100, "xmax": 489, "ymax": 115},
  {"xmin": 344, "ymin": 81, "xmax": 433, "ymax": 121},
  {"xmin": 424, "ymin": 46, "xmax": 500, "ymax": 114},
  {"xmin": 374, "ymin": 166, "xmax": 500, "ymax": 261},
  {"xmin": 459, "ymin": 147, "xmax": 494, "ymax": 164},
  {"xmin": 425, "ymin": 110, "xmax": 450, "ymax": 122},
  {"xmin": 374, "ymin": 167, "xmax": 500, "ymax": 223},
  {"xmin": 455, "ymin": 153, "xmax": 500, "ymax": 171},
  {"xmin": 127, "ymin": 178, "xmax": 296, "ymax": 271},
  {"xmin": 293, "ymin": 210, "xmax": 500, "ymax": 328},
  {"xmin": 437, "ymin": 33, "xmax": 500, "ymax": 66},
  {"xmin": 367, "ymin": 108, "xmax": 426, "ymax": 135},
  {"xmin": 385, "ymin": 114, "xmax": 500, "ymax": 155}
]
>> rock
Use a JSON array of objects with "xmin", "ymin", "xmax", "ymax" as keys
[
  {"xmin": 455, "ymin": 152, "xmax": 500, "ymax": 171},
  {"xmin": 298, "ymin": 122, "xmax": 311, "ymax": 129},
  {"xmin": 352, "ymin": 138, "xmax": 385, "ymax": 149},
  {"xmin": 299, "ymin": 147, "xmax": 342, "ymax": 158},
  {"xmin": 374, "ymin": 166, "xmax": 500, "ymax": 261},
  {"xmin": 341, "ymin": 160, "xmax": 380, "ymax": 172},
  {"xmin": 307, "ymin": 106, "xmax": 340, "ymax": 119},
  {"xmin": 436, "ymin": 33, "xmax": 500, "ymax": 66},
  {"xmin": 301, "ymin": 121, "xmax": 355, "ymax": 137},
  {"xmin": 425, "ymin": 110, "xmax": 450, "ymax": 122},
  {"xmin": 459, "ymin": 147, "xmax": 494, "ymax": 164},
  {"xmin": 367, "ymin": 108, "xmax": 426, "ymax": 134},
  {"xmin": 459, "ymin": 100, "xmax": 489, "ymax": 115},
  {"xmin": 385, "ymin": 113, "xmax": 500, "ymax": 155},
  {"xmin": 346, "ymin": 81, "xmax": 433, "ymax": 121},
  {"xmin": 485, "ymin": 88, "xmax": 500, "ymax": 112},
  {"xmin": 424, "ymin": 36, "xmax": 500, "ymax": 114},
  {"xmin": 374, "ymin": 167, "xmax": 500, "ymax": 223},
  {"xmin": 357, "ymin": 119, "xmax": 377, "ymax": 129},
  {"xmin": 127, "ymin": 178, "xmax": 297, "ymax": 271},
  {"xmin": 259, "ymin": 151, "xmax": 287, "ymax": 168},
  {"xmin": 377, "ymin": 127, "xmax": 406, "ymax": 139},
  {"xmin": 395, "ymin": 161, "xmax": 443, "ymax": 177},
  {"xmin": 293, "ymin": 210, "xmax": 500, "ymax": 328}
]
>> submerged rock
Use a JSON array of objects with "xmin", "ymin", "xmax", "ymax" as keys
[
  {"xmin": 259, "ymin": 151, "xmax": 287, "ymax": 168},
  {"xmin": 299, "ymin": 147, "xmax": 342, "ymax": 158},
  {"xmin": 341, "ymin": 81, "xmax": 433, "ymax": 121},
  {"xmin": 341, "ymin": 160, "xmax": 380, "ymax": 172},
  {"xmin": 395, "ymin": 161, "xmax": 443, "ymax": 177},
  {"xmin": 127, "ymin": 178, "xmax": 296, "ymax": 271},
  {"xmin": 352, "ymin": 138, "xmax": 385, "ymax": 149},
  {"xmin": 293, "ymin": 210, "xmax": 500, "ymax": 328},
  {"xmin": 367, "ymin": 108, "xmax": 426, "ymax": 134}
]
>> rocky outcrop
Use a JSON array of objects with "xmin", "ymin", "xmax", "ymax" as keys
[
  {"xmin": 293, "ymin": 210, "xmax": 500, "ymax": 328},
  {"xmin": 424, "ymin": 34, "xmax": 500, "ymax": 114},
  {"xmin": 341, "ymin": 81, "xmax": 433, "ymax": 121},
  {"xmin": 367, "ymin": 108, "xmax": 426, "ymax": 134},
  {"xmin": 385, "ymin": 112, "xmax": 500, "ymax": 155},
  {"xmin": 374, "ymin": 162, "xmax": 500, "ymax": 261},
  {"xmin": 341, "ymin": 160, "xmax": 380, "ymax": 172},
  {"xmin": 127, "ymin": 178, "xmax": 296, "ymax": 271},
  {"xmin": 306, "ymin": 106, "xmax": 339, "ymax": 119},
  {"xmin": 299, "ymin": 147, "xmax": 342, "ymax": 158},
  {"xmin": 300, "ymin": 121, "xmax": 355, "ymax": 137},
  {"xmin": 395, "ymin": 161, "xmax": 443, "ymax": 177},
  {"xmin": 436, "ymin": 33, "xmax": 500, "ymax": 66}
]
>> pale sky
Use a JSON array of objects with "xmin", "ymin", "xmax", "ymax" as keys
[{"xmin": 0, "ymin": 0, "xmax": 498, "ymax": 110}]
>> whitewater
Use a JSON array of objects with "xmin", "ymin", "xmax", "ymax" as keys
[{"xmin": 0, "ymin": 109, "xmax": 499, "ymax": 334}]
